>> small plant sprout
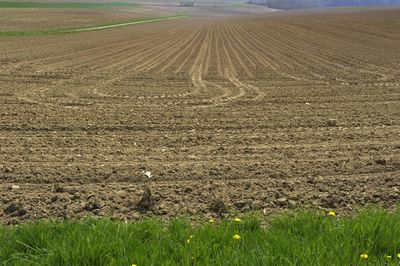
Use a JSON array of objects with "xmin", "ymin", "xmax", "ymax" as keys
[{"xmin": 384, "ymin": 254, "xmax": 392, "ymax": 259}]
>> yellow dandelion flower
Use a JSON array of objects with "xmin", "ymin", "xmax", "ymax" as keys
[
  {"xmin": 328, "ymin": 211, "xmax": 336, "ymax": 216},
  {"xmin": 233, "ymin": 234, "xmax": 241, "ymax": 240},
  {"xmin": 132, "ymin": 264, "xmax": 137, "ymax": 266},
  {"xmin": 186, "ymin": 235, "xmax": 194, "ymax": 244},
  {"xmin": 397, "ymin": 253, "xmax": 400, "ymax": 259},
  {"xmin": 209, "ymin": 218, "xmax": 215, "ymax": 223},
  {"xmin": 384, "ymin": 254, "xmax": 392, "ymax": 259},
  {"xmin": 233, "ymin": 217, "xmax": 241, "ymax": 222},
  {"xmin": 360, "ymin": 253, "xmax": 368, "ymax": 260}
]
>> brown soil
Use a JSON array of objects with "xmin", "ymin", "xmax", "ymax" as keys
[
  {"xmin": 0, "ymin": 6, "xmax": 187, "ymax": 32},
  {"xmin": 0, "ymin": 7, "xmax": 399, "ymax": 224}
]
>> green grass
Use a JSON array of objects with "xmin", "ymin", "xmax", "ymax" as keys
[
  {"xmin": 0, "ymin": 2, "xmax": 138, "ymax": 9},
  {"xmin": 0, "ymin": 15, "xmax": 187, "ymax": 36},
  {"xmin": 0, "ymin": 207, "xmax": 399, "ymax": 265}
]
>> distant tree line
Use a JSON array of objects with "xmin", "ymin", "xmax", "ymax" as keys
[
  {"xmin": 247, "ymin": 0, "xmax": 400, "ymax": 9},
  {"xmin": 180, "ymin": 1, "xmax": 194, "ymax": 6}
]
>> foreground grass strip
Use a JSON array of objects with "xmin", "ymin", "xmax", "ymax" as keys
[
  {"xmin": 0, "ymin": 15, "xmax": 187, "ymax": 36},
  {"xmin": 0, "ymin": 2, "xmax": 138, "ymax": 9},
  {"xmin": 0, "ymin": 207, "xmax": 399, "ymax": 265}
]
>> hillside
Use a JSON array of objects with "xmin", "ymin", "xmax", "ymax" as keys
[{"xmin": 248, "ymin": 0, "xmax": 400, "ymax": 9}]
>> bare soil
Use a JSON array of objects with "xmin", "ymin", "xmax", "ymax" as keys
[
  {"xmin": 0, "ymin": 7, "xmax": 399, "ymax": 224},
  {"xmin": 0, "ymin": 6, "xmax": 187, "ymax": 32}
]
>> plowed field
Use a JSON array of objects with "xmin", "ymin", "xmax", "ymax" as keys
[{"xmin": 1, "ymin": 7, "xmax": 399, "ymax": 223}]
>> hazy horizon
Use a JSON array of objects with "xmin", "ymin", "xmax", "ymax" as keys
[{"xmin": 3, "ymin": 0, "xmax": 400, "ymax": 7}]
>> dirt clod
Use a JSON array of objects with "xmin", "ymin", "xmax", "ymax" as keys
[
  {"xmin": 137, "ymin": 186, "xmax": 154, "ymax": 212},
  {"xmin": 327, "ymin": 119, "xmax": 337, "ymax": 127},
  {"xmin": 288, "ymin": 200, "xmax": 297, "ymax": 208},
  {"xmin": 323, "ymin": 194, "xmax": 341, "ymax": 208},
  {"xmin": 4, "ymin": 202, "xmax": 26, "ymax": 217},
  {"xmin": 116, "ymin": 190, "xmax": 126, "ymax": 199},
  {"xmin": 53, "ymin": 184, "xmax": 64, "ymax": 193},
  {"xmin": 83, "ymin": 198, "xmax": 101, "ymax": 211},
  {"xmin": 234, "ymin": 201, "xmax": 247, "ymax": 210},
  {"xmin": 209, "ymin": 198, "xmax": 228, "ymax": 214},
  {"xmin": 276, "ymin": 197, "xmax": 288, "ymax": 207},
  {"xmin": 184, "ymin": 187, "xmax": 193, "ymax": 193},
  {"xmin": 4, "ymin": 167, "xmax": 13, "ymax": 173},
  {"xmin": 251, "ymin": 200, "xmax": 263, "ymax": 210},
  {"xmin": 375, "ymin": 159, "xmax": 387, "ymax": 165}
]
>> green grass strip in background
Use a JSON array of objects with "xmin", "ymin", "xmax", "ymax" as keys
[{"xmin": 0, "ymin": 15, "xmax": 187, "ymax": 36}]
